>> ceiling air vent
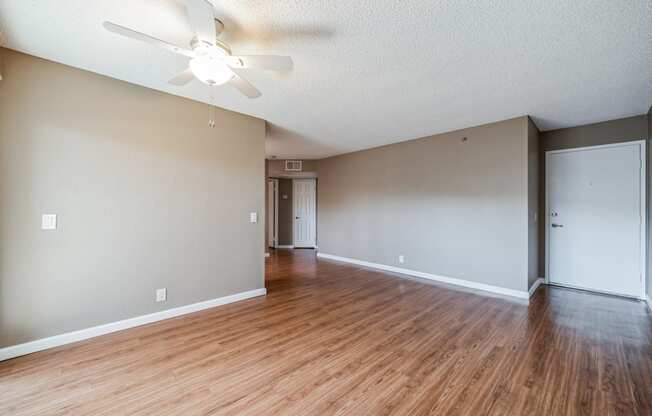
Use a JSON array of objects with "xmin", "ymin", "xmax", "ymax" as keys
[{"xmin": 285, "ymin": 160, "xmax": 302, "ymax": 172}]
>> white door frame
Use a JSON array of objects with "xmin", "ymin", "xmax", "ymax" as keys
[
  {"xmin": 292, "ymin": 178, "xmax": 317, "ymax": 248},
  {"xmin": 544, "ymin": 139, "xmax": 647, "ymax": 299},
  {"xmin": 267, "ymin": 179, "xmax": 279, "ymax": 248}
]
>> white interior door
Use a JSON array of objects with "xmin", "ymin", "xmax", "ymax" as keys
[
  {"xmin": 547, "ymin": 141, "xmax": 645, "ymax": 298},
  {"xmin": 267, "ymin": 179, "xmax": 278, "ymax": 248},
  {"xmin": 293, "ymin": 179, "xmax": 316, "ymax": 248}
]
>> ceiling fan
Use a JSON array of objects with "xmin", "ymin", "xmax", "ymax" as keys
[{"xmin": 103, "ymin": 0, "xmax": 293, "ymax": 99}]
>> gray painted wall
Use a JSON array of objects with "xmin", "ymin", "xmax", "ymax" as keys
[
  {"xmin": 538, "ymin": 115, "xmax": 649, "ymax": 278},
  {"xmin": 317, "ymin": 117, "xmax": 532, "ymax": 293},
  {"xmin": 0, "ymin": 48, "xmax": 266, "ymax": 347},
  {"xmin": 542, "ymin": 115, "xmax": 647, "ymax": 151},
  {"xmin": 527, "ymin": 119, "xmax": 540, "ymax": 289}
]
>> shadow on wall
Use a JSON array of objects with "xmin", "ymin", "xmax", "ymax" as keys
[
  {"xmin": 266, "ymin": 123, "xmax": 340, "ymax": 159},
  {"xmin": 11, "ymin": 69, "xmax": 260, "ymax": 167}
]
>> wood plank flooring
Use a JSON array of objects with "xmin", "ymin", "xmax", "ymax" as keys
[{"xmin": 1, "ymin": 249, "xmax": 651, "ymax": 415}]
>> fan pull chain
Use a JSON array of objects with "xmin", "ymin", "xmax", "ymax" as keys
[{"xmin": 208, "ymin": 88, "xmax": 216, "ymax": 128}]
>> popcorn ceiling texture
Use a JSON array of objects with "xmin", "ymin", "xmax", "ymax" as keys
[{"xmin": 0, "ymin": 0, "xmax": 650, "ymax": 159}]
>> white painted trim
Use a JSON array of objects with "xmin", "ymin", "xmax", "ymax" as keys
[
  {"xmin": 273, "ymin": 180, "xmax": 279, "ymax": 248},
  {"xmin": 0, "ymin": 288, "xmax": 267, "ymax": 362},
  {"xmin": 545, "ymin": 139, "xmax": 647, "ymax": 300},
  {"xmin": 264, "ymin": 252, "xmax": 270, "ymax": 258},
  {"xmin": 546, "ymin": 140, "xmax": 646, "ymax": 155},
  {"xmin": 316, "ymin": 253, "xmax": 529, "ymax": 300},
  {"xmin": 639, "ymin": 141, "xmax": 647, "ymax": 299},
  {"xmin": 277, "ymin": 245, "xmax": 294, "ymax": 249},
  {"xmin": 267, "ymin": 179, "xmax": 279, "ymax": 248},
  {"xmin": 545, "ymin": 148, "xmax": 550, "ymax": 285},
  {"xmin": 547, "ymin": 282, "xmax": 644, "ymax": 300},
  {"xmin": 529, "ymin": 278, "xmax": 544, "ymax": 298},
  {"xmin": 268, "ymin": 171, "xmax": 318, "ymax": 179},
  {"xmin": 647, "ymin": 295, "xmax": 651, "ymax": 311}
]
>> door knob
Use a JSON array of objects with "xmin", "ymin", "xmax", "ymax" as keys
[
  {"xmin": 295, "ymin": 216, "xmax": 300, "ymax": 219},
  {"xmin": 551, "ymin": 223, "xmax": 563, "ymax": 228}
]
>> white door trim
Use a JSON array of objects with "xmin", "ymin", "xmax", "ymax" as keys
[
  {"xmin": 544, "ymin": 139, "xmax": 647, "ymax": 300},
  {"xmin": 267, "ymin": 179, "xmax": 279, "ymax": 248}
]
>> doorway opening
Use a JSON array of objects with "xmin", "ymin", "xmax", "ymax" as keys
[
  {"xmin": 545, "ymin": 140, "xmax": 646, "ymax": 299},
  {"xmin": 267, "ymin": 178, "xmax": 317, "ymax": 250},
  {"xmin": 293, "ymin": 178, "xmax": 317, "ymax": 248}
]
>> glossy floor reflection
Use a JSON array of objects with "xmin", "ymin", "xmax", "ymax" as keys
[{"xmin": 1, "ymin": 248, "xmax": 650, "ymax": 415}]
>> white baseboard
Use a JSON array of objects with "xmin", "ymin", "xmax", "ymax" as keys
[
  {"xmin": 316, "ymin": 253, "xmax": 529, "ymax": 300},
  {"xmin": 0, "ymin": 287, "xmax": 267, "ymax": 362},
  {"xmin": 529, "ymin": 278, "xmax": 544, "ymax": 298},
  {"xmin": 276, "ymin": 245, "xmax": 294, "ymax": 249},
  {"xmin": 264, "ymin": 252, "xmax": 270, "ymax": 258}
]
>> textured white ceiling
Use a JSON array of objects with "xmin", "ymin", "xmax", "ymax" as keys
[{"xmin": 1, "ymin": 1, "xmax": 650, "ymax": 159}]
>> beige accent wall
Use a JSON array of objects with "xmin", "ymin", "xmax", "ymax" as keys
[
  {"xmin": 317, "ymin": 117, "xmax": 533, "ymax": 293},
  {"xmin": 0, "ymin": 48, "xmax": 266, "ymax": 347},
  {"xmin": 538, "ymin": 114, "xmax": 649, "ymax": 278}
]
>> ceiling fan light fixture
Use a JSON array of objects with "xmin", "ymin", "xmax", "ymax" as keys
[
  {"xmin": 189, "ymin": 55, "xmax": 234, "ymax": 86},
  {"xmin": 102, "ymin": 4, "xmax": 284, "ymax": 98}
]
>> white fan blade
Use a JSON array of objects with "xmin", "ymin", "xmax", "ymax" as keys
[
  {"xmin": 229, "ymin": 70, "xmax": 261, "ymax": 98},
  {"xmin": 103, "ymin": 21, "xmax": 194, "ymax": 58},
  {"xmin": 185, "ymin": 0, "xmax": 216, "ymax": 46},
  {"xmin": 226, "ymin": 55, "xmax": 293, "ymax": 71},
  {"xmin": 168, "ymin": 68, "xmax": 195, "ymax": 85}
]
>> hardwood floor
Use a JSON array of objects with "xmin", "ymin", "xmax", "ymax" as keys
[{"xmin": 1, "ymin": 249, "xmax": 651, "ymax": 415}]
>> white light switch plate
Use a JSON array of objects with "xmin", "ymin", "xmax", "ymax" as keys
[
  {"xmin": 398, "ymin": 255, "xmax": 405, "ymax": 264},
  {"xmin": 156, "ymin": 288, "xmax": 167, "ymax": 302},
  {"xmin": 41, "ymin": 214, "xmax": 57, "ymax": 230},
  {"xmin": 250, "ymin": 212, "xmax": 258, "ymax": 223}
]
